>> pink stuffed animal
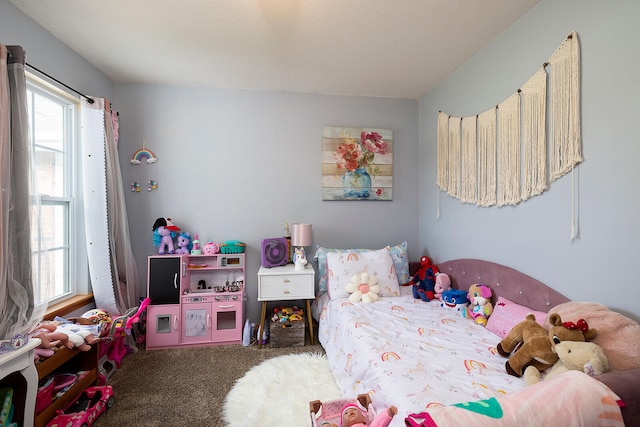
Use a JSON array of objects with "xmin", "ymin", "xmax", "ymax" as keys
[{"xmin": 433, "ymin": 272, "xmax": 451, "ymax": 300}]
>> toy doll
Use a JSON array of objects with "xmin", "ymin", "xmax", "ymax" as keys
[{"xmin": 341, "ymin": 403, "xmax": 397, "ymax": 427}]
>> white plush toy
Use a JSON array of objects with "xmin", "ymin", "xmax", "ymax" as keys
[
  {"xmin": 524, "ymin": 340, "xmax": 609, "ymax": 386},
  {"xmin": 346, "ymin": 272, "xmax": 380, "ymax": 303}
]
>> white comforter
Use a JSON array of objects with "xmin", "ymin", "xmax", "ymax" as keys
[{"xmin": 314, "ymin": 287, "xmax": 527, "ymax": 426}]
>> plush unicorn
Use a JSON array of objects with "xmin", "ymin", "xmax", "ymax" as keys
[
  {"xmin": 293, "ymin": 247, "xmax": 308, "ymax": 270},
  {"xmin": 152, "ymin": 217, "xmax": 179, "ymax": 255},
  {"xmin": 174, "ymin": 232, "xmax": 192, "ymax": 254}
]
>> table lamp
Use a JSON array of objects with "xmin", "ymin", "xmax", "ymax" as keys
[{"xmin": 291, "ymin": 223, "xmax": 312, "ymax": 270}]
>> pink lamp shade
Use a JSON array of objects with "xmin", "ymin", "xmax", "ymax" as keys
[{"xmin": 291, "ymin": 223, "xmax": 313, "ymax": 247}]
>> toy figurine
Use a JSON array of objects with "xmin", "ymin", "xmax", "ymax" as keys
[
  {"xmin": 191, "ymin": 234, "xmax": 202, "ymax": 255},
  {"xmin": 293, "ymin": 247, "xmax": 308, "ymax": 270},
  {"xmin": 203, "ymin": 240, "xmax": 219, "ymax": 255}
]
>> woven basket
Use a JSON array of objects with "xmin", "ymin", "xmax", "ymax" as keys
[{"xmin": 220, "ymin": 241, "xmax": 246, "ymax": 254}]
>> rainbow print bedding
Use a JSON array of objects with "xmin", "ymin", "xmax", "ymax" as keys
[{"xmin": 313, "ymin": 287, "xmax": 622, "ymax": 426}]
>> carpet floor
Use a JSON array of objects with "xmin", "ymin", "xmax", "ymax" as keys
[
  {"xmin": 92, "ymin": 341, "xmax": 327, "ymax": 427},
  {"xmin": 223, "ymin": 352, "xmax": 341, "ymax": 426}
]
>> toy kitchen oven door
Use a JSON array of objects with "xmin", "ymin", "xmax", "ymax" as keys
[{"xmin": 181, "ymin": 264, "xmax": 245, "ymax": 345}]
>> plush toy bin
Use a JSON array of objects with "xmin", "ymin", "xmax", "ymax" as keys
[
  {"xmin": 269, "ymin": 312, "xmax": 305, "ymax": 348},
  {"xmin": 220, "ymin": 240, "xmax": 245, "ymax": 254},
  {"xmin": 310, "ymin": 394, "xmax": 378, "ymax": 427}
]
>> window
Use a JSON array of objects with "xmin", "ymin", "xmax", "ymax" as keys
[{"xmin": 27, "ymin": 74, "xmax": 85, "ymax": 306}]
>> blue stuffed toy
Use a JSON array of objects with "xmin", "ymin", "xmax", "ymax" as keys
[
  {"xmin": 410, "ymin": 256, "xmax": 438, "ymax": 302},
  {"xmin": 440, "ymin": 289, "xmax": 470, "ymax": 312}
]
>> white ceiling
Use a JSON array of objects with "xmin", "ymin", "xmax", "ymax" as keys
[{"xmin": 10, "ymin": 0, "xmax": 539, "ymax": 100}]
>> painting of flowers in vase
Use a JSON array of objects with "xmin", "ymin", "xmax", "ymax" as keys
[{"xmin": 322, "ymin": 127, "xmax": 393, "ymax": 201}]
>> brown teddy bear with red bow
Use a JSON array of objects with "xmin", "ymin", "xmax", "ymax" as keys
[{"xmin": 496, "ymin": 313, "xmax": 598, "ymax": 377}]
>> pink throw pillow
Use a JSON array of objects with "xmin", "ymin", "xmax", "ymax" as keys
[{"xmin": 486, "ymin": 296, "xmax": 547, "ymax": 338}]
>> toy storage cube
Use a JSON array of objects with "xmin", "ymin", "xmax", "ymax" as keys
[
  {"xmin": 310, "ymin": 394, "xmax": 377, "ymax": 427},
  {"xmin": 269, "ymin": 317, "xmax": 305, "ymax": 348}
]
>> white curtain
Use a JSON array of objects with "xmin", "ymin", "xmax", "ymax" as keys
[
  {"xmin": 81, "ymin": 98, "xmax": 139, "ymax": 316},
  {"xmin": 0, "ymin": 45, "xmax": 36, "ymax": 340}
]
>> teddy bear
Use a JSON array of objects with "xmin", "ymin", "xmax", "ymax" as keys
[
  {"xmin": 346, "ymin": 272, "xmax": 381, "ymax": 303},
  {"xmin": 497, "ymin": 313, "xmax": 598, "ymax": 377},
  {"xmin": 524, "ymin": 340, "xmax": 609, "ymax": 386},
  {"xmin": 462, "ymin": 284, "xmax": 493, "ymax": 326},
  {"xmin": 410, "ymin": 256, "xmax": 439, "ymax": 302}
]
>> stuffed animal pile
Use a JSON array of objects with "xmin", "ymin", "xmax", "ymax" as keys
[{"xmin": 497, "ymin": 313, "xmax": 598, "ymax": 377}]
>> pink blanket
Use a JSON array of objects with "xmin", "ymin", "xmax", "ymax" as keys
[{"xmin": 405, "ymin": 371, "xmax": 624, "ymax": 427}]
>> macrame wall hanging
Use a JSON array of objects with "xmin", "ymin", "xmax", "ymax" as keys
[{"xmin": 437, "ymin": 32, "xmax": 582, "ymax": 236}]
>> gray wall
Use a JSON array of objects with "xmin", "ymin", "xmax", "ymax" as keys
[
  {"xmin": 1, "ymin": 1, "xmax": 419, "ymax": 325},
  {"xmin": 419, "ymin": 0, "xmax": 640, "ymax": 320},
  {"xmin": 115, "ymin": 85, "xmax": 419, "ymax": 324}
]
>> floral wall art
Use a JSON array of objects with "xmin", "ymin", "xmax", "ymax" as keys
[{"xmin": 322, "ymin": 127, "xmax": 393, "ymax": 201}]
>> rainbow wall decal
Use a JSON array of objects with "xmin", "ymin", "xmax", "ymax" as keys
[{"xmin": 130, "ymin": 148, "xmax": 157, "ymax": 165}]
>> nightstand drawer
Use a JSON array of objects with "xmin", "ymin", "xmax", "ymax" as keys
[{"xmin": 259, "ymin": 274, "xmax": 314, "ymax": 299}]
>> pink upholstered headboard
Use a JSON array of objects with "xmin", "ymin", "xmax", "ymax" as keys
[{"xmin": 435, "ymin": 259, "xmax": 570, "ymax": 313}]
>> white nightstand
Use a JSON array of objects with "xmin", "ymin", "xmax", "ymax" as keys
[{"xmin": 257, "ymin": 264, "xmax": 315, "ymax": 349}]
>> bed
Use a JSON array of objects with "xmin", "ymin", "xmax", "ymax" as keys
[{"xmin": 312, "ymin": 250, "xmax": 640, "ymax": 427}]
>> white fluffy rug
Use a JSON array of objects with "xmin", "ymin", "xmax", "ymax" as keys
[{"xmin": 223, "ymin": 352, "xmax": 342, "ymax": 426}]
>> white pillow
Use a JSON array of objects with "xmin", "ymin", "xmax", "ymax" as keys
[{"xmin": 326, "ymin": 248, "xmax": 400, "ymax": 300}]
